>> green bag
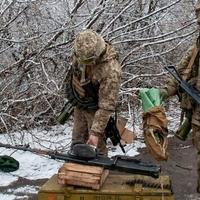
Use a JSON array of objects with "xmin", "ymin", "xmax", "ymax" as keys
[
  {"xmin": 139, "ymin": 88, "xmax": 161, "ymax": 112},
  {"xmin": 0, "ymin": 155, "xmax": 19, "ymax": 172}
]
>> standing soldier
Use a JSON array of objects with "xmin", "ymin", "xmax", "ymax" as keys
[
  {"xmin": 65, "ymin": 29, "xmax": 121, "ymax": 156},
  {"xmin": 160, "ymin": 2, "xmax": 200, "ymax": 192}
]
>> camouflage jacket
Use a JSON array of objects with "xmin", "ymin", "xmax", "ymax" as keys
[
  {"xmin": 164, "ymin": 40, "xmax": 200, "ymax": 125},
  {"xmin": 71, "ymin": 42, "xmax": 121, "ymax": 136}
]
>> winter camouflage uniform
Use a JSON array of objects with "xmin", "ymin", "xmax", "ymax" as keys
[
  {"xmin": 70, "ymin": 29, "xmax": 121, "ymax": 155},
  {"xmin": 162, "ymin": 4, "xmax": 200, "ymax": 190}
]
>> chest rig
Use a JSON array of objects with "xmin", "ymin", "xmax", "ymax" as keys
[{"xmin": 65, "ymin": 64, "xmax": 99, "ymax": 110}]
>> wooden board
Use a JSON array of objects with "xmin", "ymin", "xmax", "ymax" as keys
[{"xmin": 57, "ymin": 162, "xmax": 109, "ymax": 190}]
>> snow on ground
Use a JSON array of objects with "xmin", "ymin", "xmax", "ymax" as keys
[
  {"xmin": 0, "ymin": 122, "xmax": 144, "ymax": 200},
  {"xmin": 0, "ymin": 103, "xmax": 181, "ymax": 200}
]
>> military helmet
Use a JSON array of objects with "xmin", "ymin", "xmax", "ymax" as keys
[
  {"xmin": 74, "ymin": 29, "xmax": 106, "ymax": 65},
  {"xmin": 195, "ymin": 1, "xmax": 200, "ymax": 24}
]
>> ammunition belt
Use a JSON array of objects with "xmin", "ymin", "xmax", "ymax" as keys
[{"xmin": 126, "ymin": 178, "xmax": 171, "ymax": 190}]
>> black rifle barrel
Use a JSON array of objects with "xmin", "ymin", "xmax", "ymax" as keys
[
  {"xmin": 50, "ymin": 152, "xmax": 160, "ymax": 178},
  {"xmin": 0, "ymin": 142, "xmax": 160, "ymax": 178},
  {"xmin": 165, "ymin": 65, "xmax": 200, "ymax": 105}
]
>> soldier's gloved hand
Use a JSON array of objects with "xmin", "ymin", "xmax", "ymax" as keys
[
  {"xmin": 159, "ymin": 89, "xmax": 169, "ymax": 102},
  {"xmin": 87, "ymin": 134, "xmax": 99, "ymax": 147}
]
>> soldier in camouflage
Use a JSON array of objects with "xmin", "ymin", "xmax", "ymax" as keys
[
  {"xmin": 160, "ymin": 2, "xmax": 200, "ymax": 192},
  {"xmin": 69, "ymin": 29, "xmax": 121, "ymax": 155}
]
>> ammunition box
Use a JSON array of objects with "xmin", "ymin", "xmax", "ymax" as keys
[{"xmin": 38, "ymin": 172, "xmax": 175, "ymax": 200}]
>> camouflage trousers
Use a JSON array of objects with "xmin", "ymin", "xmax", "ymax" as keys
[
  {"xmin": 192, "ymin": 124, "xmax": 200, "ymax": 192},
  {"xmin": 72, "ymin": 106, "xmax": 107, "ymax": 155}
]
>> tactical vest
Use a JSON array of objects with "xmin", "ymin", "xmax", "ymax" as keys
[{"xmin": 64, "ymin": 66, "xmax": 99, "ymax": 110}]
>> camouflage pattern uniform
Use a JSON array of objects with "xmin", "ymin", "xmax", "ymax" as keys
[
  {"xmin": 70, "ymin": 29, "xmax": 121, "ymax": 155},
  {"xmin": 162, "ymin": 10, "xmax": 200, "ymax": 190}
]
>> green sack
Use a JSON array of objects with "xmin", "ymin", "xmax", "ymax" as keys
[
  {"xmin": 139, "ymin": 88, "xmax": 161, "ymax": 112},
  {"xmin": 0, "ymin": 155, "xmax": 19, "ymax": 172}
]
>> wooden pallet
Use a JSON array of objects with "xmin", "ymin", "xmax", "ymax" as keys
[{"xmin": 57, "ymin": 162, "xmax": 109, "ymax": 190}]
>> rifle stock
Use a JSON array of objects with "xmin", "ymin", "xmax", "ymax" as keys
[{"xmin": 165, "ymin": 65, "xmax": 200, "ymax": 104}]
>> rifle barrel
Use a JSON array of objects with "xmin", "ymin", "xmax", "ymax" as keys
[
  {"xmin": 0, "ymin": 142, "xmax": 160, "ymax": 178},
  {"xmin": 165, "ymin": 65, "xmax": 200, "ymax": 105},
  {"xmin": 0, "ymin": 142, "xmax": 50, "ymax": 155}
]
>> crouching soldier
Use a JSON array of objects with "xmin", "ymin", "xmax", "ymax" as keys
[{"xmin": 66, "ymin": 29, "xmax": 121, "ymax": 156}]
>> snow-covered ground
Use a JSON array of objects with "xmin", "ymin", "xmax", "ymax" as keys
[
  {"xmin": 0, "ymin": 100, "xmax": 181, "ymax": 200},
  {"xmin": 0, "ymin": 122, "xmax": 145, "ymax": 200}
]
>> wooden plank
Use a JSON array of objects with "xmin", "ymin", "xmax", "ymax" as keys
[
  {"xmin": 59, "ymin": 171, "xmax": 101, "ymax": 180},
  {"xmin": 61, "ymin": 163, "xmax": 103, "ymax": 174},
  {"xmin": 58, "ymin": 173, "xmax": 100, "ymax": 184},
  {"xmin": 100, "ymin": 169, "xmax": 109, "ymax": 186},
  {"xmin": 57, "ymin": 162, "xmax": 109, "ymax": 190}
]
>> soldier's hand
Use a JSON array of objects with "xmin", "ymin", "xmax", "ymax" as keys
[
  {"xmin": 87, "ymin": 135, "xmax": 99, "ymax": 147},
  {"xmin": 160, "ymin": 89, "xmax": 169, "ymax": 102}
]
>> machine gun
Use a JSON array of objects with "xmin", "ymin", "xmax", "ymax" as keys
[
  {"xmin": 165, "ymin": 65, "xmax": 200, "ymax": 105},
  {"xmin": 0, "ymin": 142, "xmax": 160, "ymax": 178}
]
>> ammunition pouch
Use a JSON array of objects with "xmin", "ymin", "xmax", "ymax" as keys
[
  {"xmin": 82, "ymin": 80, "xmax": 99, "ymax": 100},
  {"xmin": 65, "ymin": 75, "xmax": 98, "ymax": 110}
]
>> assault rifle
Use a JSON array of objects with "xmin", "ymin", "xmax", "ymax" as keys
[
  {"xmin": 165, "ymin": 65, "xmax": 200, "ymax": 104},
  {"xmin": 105, "ymin": 116, "xmax": 125, "ymax": 153},
  {"xmin": 0, "ymin": 142, "xmax": 160, "ymax": 178},
  {"xmin": 56, "ymin": 101, "xmax": 74, "ymax": 125}
]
